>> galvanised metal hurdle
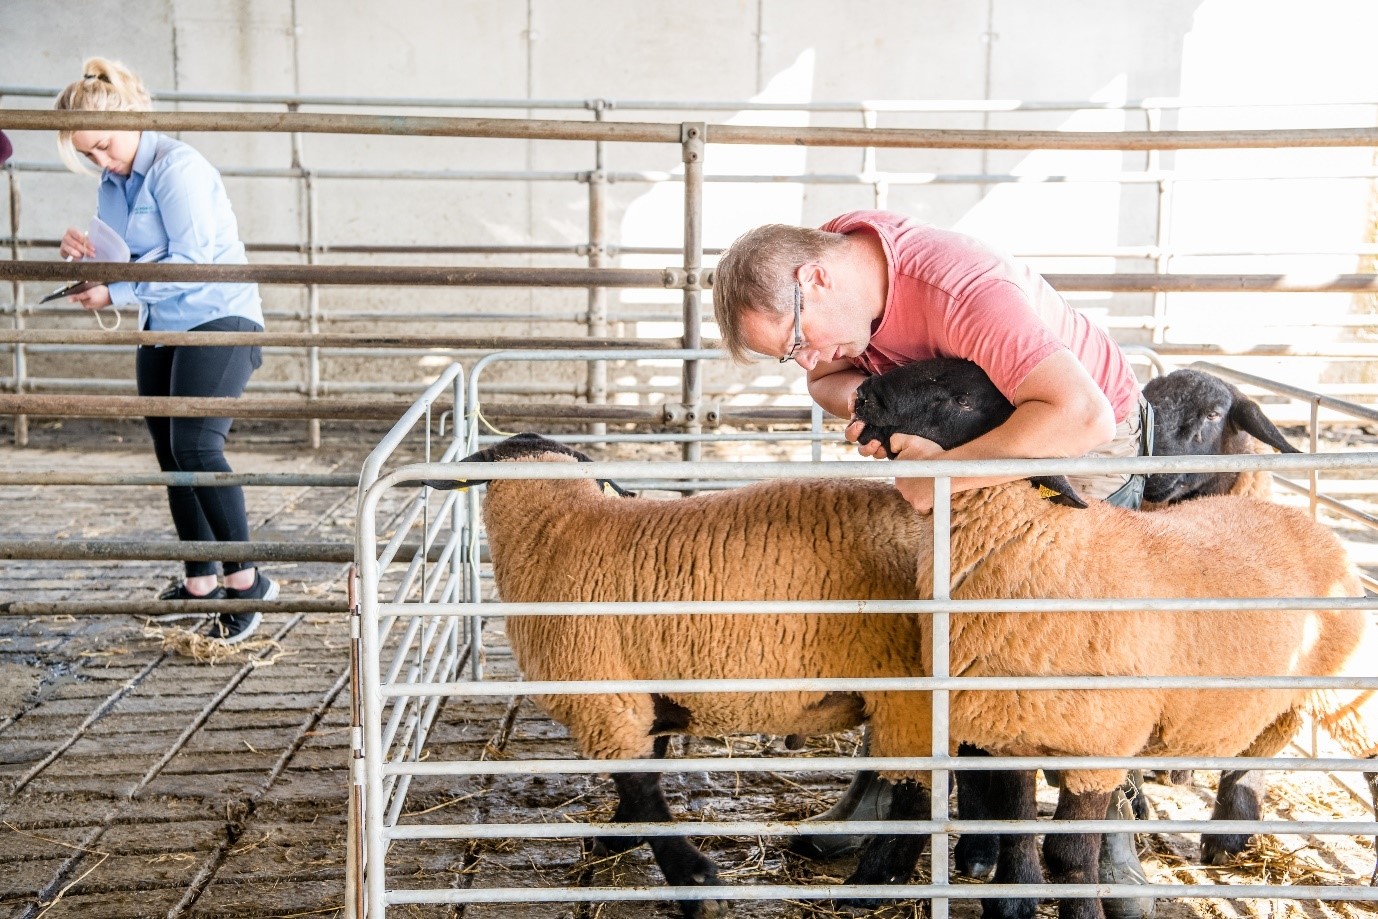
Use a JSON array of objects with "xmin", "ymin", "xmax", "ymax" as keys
[{"xmin": 350, "ymin": 366, "xmax": 1378, "ymax": 918}]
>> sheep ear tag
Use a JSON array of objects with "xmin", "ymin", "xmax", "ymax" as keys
[
  {"xmin": 600, "ymin": 479, "xmax": 636, "ymax": 498},
  {"xmin": 1037, "ymin": 484, "xmax": 1061, "ymax": 500}
]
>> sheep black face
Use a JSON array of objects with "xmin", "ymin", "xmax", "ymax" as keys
[
  {"xmin": 851, "ymin": 358, "xmax": 1087, "ymax": 508},
  {"xmin": 1142, "ymin": 369, "xmax": 1299, "ymax": 504}
]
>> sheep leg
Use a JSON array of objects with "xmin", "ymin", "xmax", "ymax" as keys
[
  {"xmin": 1201, "ymin": 769, "xmax": 1265, "ymax": 864},
  {"xmin": 591, "ymin": 736, "xmax": 672, "ymax": 855},
  {"xmin": 606, "ymin": 771, "xmax": 727, "ymax": 919},
  {"xmin": 954, "ymin": 743, "xmax": 1004, "ymax": 880},
  {"xmin": 1043, "ymin": 787, "xmax": 1114, "ymax": 919},
  {"xmin": 789, "ymin": 768, "xmax": 888, "ymax": 859},
  {"xmin": 836, "ymin": 779, "xmax": 930, "ymax": 909},
  {"xmin": 979, "ymin": 767, "xmax": 1041, "ymax": 919},
  {"xmin": 1363, "ymin": 763, "xmax": 1378, "ymax": 885}
]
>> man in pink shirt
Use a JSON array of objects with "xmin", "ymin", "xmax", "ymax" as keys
[
  {"xmin": 715, "ymin": 210, "xmax": 1157, "ymax": 917},
  {"xmin": 713, "ymin": 210, "xmax": 1150, "ymax": 511}
]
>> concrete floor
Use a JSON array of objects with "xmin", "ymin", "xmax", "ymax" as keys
[{"xmin": 2, "ymin": 419, "xmax": 1376, "ymax": 919}]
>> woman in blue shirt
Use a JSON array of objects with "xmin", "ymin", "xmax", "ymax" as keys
[{"xmin": 56, "ymin": 58, "xmax": 275, "ymax": 644}]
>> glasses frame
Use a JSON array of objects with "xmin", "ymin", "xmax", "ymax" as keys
[{"xmin": 779, "ymin": 282, "xmax": 805, "ymax": 363}]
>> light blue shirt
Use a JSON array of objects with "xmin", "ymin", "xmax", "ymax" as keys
[{"xmin": 99, "ymin": 131, "xmax": 263, "ymax": 331}]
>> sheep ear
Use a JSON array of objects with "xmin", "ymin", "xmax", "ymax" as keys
[
  {"xmin": 1228, "ymin": 397, "xmax": 1300, "ymax": 454},
  {"xmin": 1029, "ymin": 476, "xmax": 1089, "ymax": 509}
]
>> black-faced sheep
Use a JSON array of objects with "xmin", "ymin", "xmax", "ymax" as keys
[
  {"xmin": 850, "ymin": 357, "xmax": 1377, "ymax": 919},
  {"xmin": 425, "ymin": 434, "xmax": 934, "ymax": 919},
  {"xmin": 1141, "ymin": 367, "xmax": 1299, "ymax": 507}
]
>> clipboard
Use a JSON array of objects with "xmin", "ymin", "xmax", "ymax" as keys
[{"xmin": 39, "ymin": 280, "xmax": 99, "ymax": 304}]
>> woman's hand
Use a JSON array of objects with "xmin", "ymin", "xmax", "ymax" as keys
[
  {"xmin": 60, "ymin": 228, "xmax": 94, "ymax": 261},
  {"xmin": 70, "ymin": 285, "xmax": 112, "ymax": 310}
]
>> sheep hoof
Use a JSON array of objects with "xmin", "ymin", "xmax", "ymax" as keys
[
  {"xmin": 954, "ymin": 833, "xmax": 999, "ymax": 880},
  {"xmin": 681, "ymin": 897, "xmax": 731, "ymax": 919},
  {"xmin": 1201, "ymin": 833, "xmax": 1249, "ymax": 865}
]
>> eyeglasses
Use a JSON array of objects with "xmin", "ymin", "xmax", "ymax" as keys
[{"xmin": 779, "ymin": 282, "xmax": 805, "ymax": 364}]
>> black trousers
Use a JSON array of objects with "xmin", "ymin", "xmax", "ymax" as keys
[{"xmin": 135, "ymin": 316, "xmax": 263, "ymax": 578}]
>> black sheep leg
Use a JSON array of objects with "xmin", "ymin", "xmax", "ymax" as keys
[
  {"xmin": 605, "ymin": 770, "xmax": 726, "ymax": 919},
  {"xmin": 592, "ymin": 735, "xmax": 672, "ymax": 855},
  {"xmin": 1364, "ymin": 761, "xmax": 1378, "ymax": 885},
  {"xmin": 1200, "ymin": 769, "xmax": 1265, "ymax": 864},
  {"xmin": 1043, "ymin": 787, "xmax": 1114, "ymax": 919},
  {"xmin": 837, "ymin": 779, "xmax": 930, "ymax": 910},
  {"xmin": 980, "ymin": 768, "xmax": 1041, "ymax": 919},
  {"xmin": 954, "ymin": 743, "xmax": 1003, "ymax": 879}
]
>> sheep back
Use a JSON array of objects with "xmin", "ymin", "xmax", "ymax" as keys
[
  {"xmin": 482, "ymin": 457, "xmax": 934, "ymax": 760},
  {"xmin": 914, "ymin": 482, "xmax": 1366, "ymax": 778}
]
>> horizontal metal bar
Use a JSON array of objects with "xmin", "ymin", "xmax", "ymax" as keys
[
  {"xmin": 386, "ymin": 882, "xmax": 1378, "ymax": 906},
  {"xmin": 0, "ymin": 330, "xmax": 686, "ymax": 349},
  {"xmin": 385, "ymin": 449, "xmax": 1378, "ymax": 484},
  {"xmin": 0, "ymin": 261, "xmax": 683, "ymax": 288},
  {"xmin": 386, "ymin": 674, "xmax": 1378, "ymax": 698},
  {"xmin": 379, "ymin": 596, "xmax": 1377, "ymax": 618},
  {"xmin": 8, "ymin": 84, "xmax": 1378, "ymax": 113},
  {"xmin": 381, "ymin": 754, "xmax": 1377, "ymax": 777},
  {"xmin": 8, "ymin": 110, "xmax": 1378, "ymax": 150},
  {"xmin": 0, "ymin": 599, "xmax": 347, "ymax": 617},
  {"xmin": 0, "ymin": 471, "xmax": 357, "ymax": 487},
  {"xmin": 1193, "ymin": 360, "xmax": 1378, "ymax": 423},
  {"xmin": 7, "ymin": 260, "xmax": 1378, "ymax": 293},
  {"xmin": 0, "ymin": 539, "xmax": 353, "ymax": 562},
  {"xmin": 385, "ymin": 816, "xmax": 1378, "ymax": 842}
]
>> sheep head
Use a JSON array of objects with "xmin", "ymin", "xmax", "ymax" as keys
[
  {"xmin": 1142, "ymin": 369, "xmax": 1299, "ymax": 504},
  {"xmin": 850, "ymin": 357, "xmax": 1087, "ymax": 508}
]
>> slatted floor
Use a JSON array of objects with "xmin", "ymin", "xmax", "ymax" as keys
[{"xmin": 2, "ymin": 419, "xmax": 1375, "ymax": 919}]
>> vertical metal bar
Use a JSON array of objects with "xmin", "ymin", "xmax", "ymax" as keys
[
  {"xmin": 345, "ymin": 565, "xmax": 364, "ymax": 919},
  {"xmin": 680, "ymin": 122, "xmax": 705, "ymax": 463},
  {"xmin": 7, "ymin": 163, "xmax": 27, "ymax": 446},
  {"xmin": 288, "ymin": 0, "xmax": 321, "ymax": 449},
  {"xmin": 357, "ymin": 486, "xmax": 389, "ymax": 919},
  {"xmin": 1310, "ymin": 397, "xmax": 1321, "ymax": 518},
  {"xmin": 810, "ymin": 402, "xmax": 823, "ymax": 462},
  {"xmin": 587, "ymin": 102, "xmax": 608, "ymax": 440},
  {"xmin": 1147, "ymin": 106, "xmax": 1172, "ymax": 346},
  {"xmin": 929, "ymin": 476, "xmax": 952, "ymax": 919}
]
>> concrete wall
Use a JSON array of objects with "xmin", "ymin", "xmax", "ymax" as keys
[{"xmin": 2, "ymin": 0, "xmax": 1376, "ymax": 404}]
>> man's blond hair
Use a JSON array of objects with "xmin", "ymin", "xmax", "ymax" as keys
[{"xmin": 712, "ymin": 224, "xmax": 847, "ymax": 363}]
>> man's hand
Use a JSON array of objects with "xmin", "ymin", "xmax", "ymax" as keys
[
  {"xmin": 888, "ymin": 433, "xmax": 944, "ymax": 513},
  {"xmin": 70, "ymin": 284, "xmax": 112, "ymax": 310}
]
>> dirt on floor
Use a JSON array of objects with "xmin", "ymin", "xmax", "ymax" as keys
[{"xmin": 2, "ymin": 418, "xmax": 1377, "ymax": 918}]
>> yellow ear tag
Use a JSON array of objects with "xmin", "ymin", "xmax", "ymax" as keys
[
  {"xmin": 602, "ymin": 481, "xmax": 619, "ymax": 497},
  {"xmin": 1037, "ymin": 484, "xmax": 1062, "ymax": 500}
]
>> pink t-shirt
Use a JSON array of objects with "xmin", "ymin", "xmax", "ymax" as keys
[{"xmin": 821, "ymin": 210, "xmax": 1140, "ymax": 424}]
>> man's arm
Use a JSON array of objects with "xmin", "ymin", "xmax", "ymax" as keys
[
  {"xmin": 887, "ymin": 349, "xmax": 1117, "ymax": 511},
  {"xmin": 806, "ymin": 358, "xmax": 868, "ymax": 419}
]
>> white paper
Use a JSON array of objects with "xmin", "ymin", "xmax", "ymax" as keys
[{"xmin": 86, "ymin": 216, "xmax": 130, "ymax": 263}]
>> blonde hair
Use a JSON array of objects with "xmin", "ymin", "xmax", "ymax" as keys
[
  {"xmin": 711, "ymin": 223, "xmax": 847, "ymax": 363},
  {"xmin": 54, "ymin": 58, "xmax": 152, "ymax": 175}
]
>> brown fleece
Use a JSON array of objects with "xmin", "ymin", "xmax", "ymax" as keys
[
  {"xmin": 908, "ymin": 481, "xmax": 1371, "ymax": 795},
  {"xmin": 484, "ymin": 453, "xmax": 936, "ymax": 765}
]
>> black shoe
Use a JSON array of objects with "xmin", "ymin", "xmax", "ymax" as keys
[
  {"xmin": 208, "ymin": 571, "xmax": 278, "ymax": 645},
  {"xmin": 152, "ymin": 582, "xmax": 226, "ymax": 622},
  {"xmin": 205, "ymin": 610, "xmax": 262, "ymax": 645},
  {"xmin": 226, "ymin": 570, "xmax": 278, "ymax": 603}
]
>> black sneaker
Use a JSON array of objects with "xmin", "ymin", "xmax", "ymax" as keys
[
  {"xmin": 207, "ymin": 571, "xmax": 278, "ymax": 645},
  {"xmin": 152, "ymin": 582, "xmax": 226, "ymax": 622},
  {"xmin": 204, "ymin": 610, "xmax": 262, "ymax": 645}
]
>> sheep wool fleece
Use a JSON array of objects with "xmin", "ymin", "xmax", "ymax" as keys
[
  {"xmin": 915, "ymin": 481, "xmax": 1372, "ymax": 795},
  {"xmin": 483, "ymin": 454, "xmax": 936, "ymax": 769}
]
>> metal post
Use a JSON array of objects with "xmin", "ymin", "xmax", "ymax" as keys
[
  {"xmin": 680, "ymin": 122, "xmax": 705, "ymax": 462},
  {"xmin": 587, "ymin": 101, "xmax": 609, "ymax": 439},
  {"xmin": 1147, "ymin": 106, "xmax": 1173, "ymax": 346},
  {"xmin": 7, "ymin": 163, "xmax": 26, "ymax": 446},
  {"xmin": 929, "ymin": 476, "xmax": 952, "ymax": 919}
]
